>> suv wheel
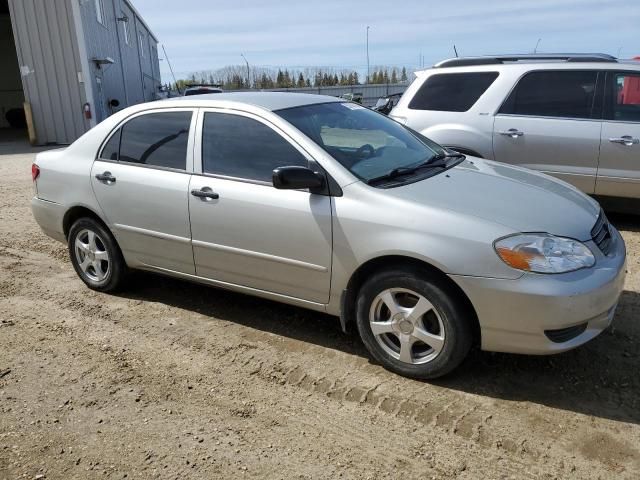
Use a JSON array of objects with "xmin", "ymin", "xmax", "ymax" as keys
[
  {"xmin": 68, "ymin": 218, "xmax": 126, "ymax": 292},
  {"xmin": 356, "ymin": 268, "xmax": 472, "ymax": 379}
]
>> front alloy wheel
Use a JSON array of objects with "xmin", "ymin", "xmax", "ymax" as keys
[
  {"xmin": 356, "ymin": 268, "xmax": 473, "ymax": 379},
  {"xmin": 369, "ymin": 288, "xmax": 445, "ymax": 365}
]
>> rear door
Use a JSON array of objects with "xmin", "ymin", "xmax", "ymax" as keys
[
  {"xmin": 493, "ymin": 70, "xmax": 603, "ymax": 193},
  {"xmin": 596, "ymin": 71, "xmax": 640, "ymax": 198},
  {"xmin": 91, "ymin": 109, "xmax": 196, "ymax": 274},
  {"xmin": 188, "ymin": 109, "xmax": 333, "ymax": 303}
]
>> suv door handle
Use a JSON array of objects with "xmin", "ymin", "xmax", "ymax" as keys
[
  {"xmin": 499, "ymin": 129, "xmax": 524, "ymax": 138},
  {"xmin": 191, "ymin": 188, "xmax": 219, "ymax": 200},
  {"xmin": 95, "ymin": 171, "xmax": 116, "ymax": 183},
  {"xmin": 609, "ymin": 136, "xmax": 639, "ymax": 146}
]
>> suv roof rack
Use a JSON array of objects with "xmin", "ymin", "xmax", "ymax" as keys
[{"xmin": 434, "ymin": 53, "xmax": 618, "ymax": 68}]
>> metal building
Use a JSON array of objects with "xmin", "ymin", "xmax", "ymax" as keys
[{"xmin": 1, "ymin": 0, "xmax": 161, "ymax": 145}]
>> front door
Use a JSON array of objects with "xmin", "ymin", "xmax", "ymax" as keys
[
  {"xmin": 596, "ymin": 71, "xmax": 640, "ymax": 198},
  {"xmin": 188, "ymin": 110, "xmax": 333, "ymax": 303},
  {"xmin": 493, "ymin": 70, "xmax": 602, "ymax": 193},
  {"xmin": 91, "ymin": 109, "xmax": 196, "ymax": 274}
]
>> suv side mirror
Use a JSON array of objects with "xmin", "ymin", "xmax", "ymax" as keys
[{"xmin": 272, "ymin": 166, "xmax": 325, "ymax": 191}]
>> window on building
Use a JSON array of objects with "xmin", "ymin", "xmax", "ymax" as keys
[
  {"xmin": 202, "ymin": 113, "xmax": 308, "ymax": 182},
  {"xmin": 408, "ymin": 72, "xmax": 499, "ymax": 112},
  {"xmin": 122, "ymin": 16, "xmax": 130, "ymax": 45},
  {"xmin": 499, "ymin": 70, "xmax": 598, "ymax": 119},
  {"xmin": 139, "ymin": 33, "xmax": 145, "ymax": 57},
  {"xmin": 94, "ymin": 0, "xmax": 105, "ymax": 25},
  {"xmin": 115, "ymin": 112, "xmax": 192, "ymax": 170},
  {"xmin": 611, "ymin": 73, "xmax": 640, "ymax": 122}
]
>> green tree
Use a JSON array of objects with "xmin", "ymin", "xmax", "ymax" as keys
[
  {"xmin": 401, "ymin": 67, "xmax": 408, "ymax": 82},
  {"xmin": 297, "ymin": 72, "xmax": 305, "ymax": 88},
  {"xmin": 305, "ymin": 78, "xmax": 311, "ymax": 87},
  {"xmin": 391, "ymin": 69, "xmax": 398, "ymax": 84},
  {"xmin": 353, "ymin": 72, "xmax": 360, "ymax": 85}
]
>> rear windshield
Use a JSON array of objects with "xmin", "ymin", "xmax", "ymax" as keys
[{"xmin": 409, "ymin": 72, "xmax": 499, "ymax": 112}]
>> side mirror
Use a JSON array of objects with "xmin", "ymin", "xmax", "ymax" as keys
[{"xmin": 273, "ymin": 166, "xmax": 325, "ymax": 191}]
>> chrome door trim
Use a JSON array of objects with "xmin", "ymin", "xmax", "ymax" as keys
[
  {"xmin": 113, "ymin": 223, "xmax": 192, "ymax": 244},
  {"xmin": 191, "ymin": 239, "xmax": 329, "ymax": 272},
  {"xmin": 139, "ymin": 263, "xmax": 328, "ymax": 311}
]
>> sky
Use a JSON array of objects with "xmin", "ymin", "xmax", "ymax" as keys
[{"xmin": 132, "ymin": 0, "xmax": 640, "ymax": 83}]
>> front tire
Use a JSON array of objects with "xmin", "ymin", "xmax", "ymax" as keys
[
  {"xmin": 68, "ymin": 218, "xmax": 126, "ymax": 292},
  {"xmin": 356, "ymin": 268, "xmax": 473, "ymax": 379}
]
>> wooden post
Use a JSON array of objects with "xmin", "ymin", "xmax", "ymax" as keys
[{"xmin": 23, "ymin": 102, "xmax": 36, "ymax": 145}]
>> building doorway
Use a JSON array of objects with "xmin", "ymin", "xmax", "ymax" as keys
[{"xmin": 0, "ymin": 0, "xmax": 27, "ymax": 143}]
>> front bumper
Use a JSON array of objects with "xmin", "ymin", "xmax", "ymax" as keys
[
  {"xmin": 450, "ymin": 227, "xmax": 627, "ymax": 355},
  {"xmin": 31, "ymin": 196, "xmax": 66, "ymax": 243}
]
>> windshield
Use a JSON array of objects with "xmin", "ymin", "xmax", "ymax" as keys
[{"xmin": 276, "ymin": 102, "xmax": 446, "ymax": 183}]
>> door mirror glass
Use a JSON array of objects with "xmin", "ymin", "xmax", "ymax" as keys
[{"xmin": 273, "ymin": 166, "xmax": 324, "ymax": 191}]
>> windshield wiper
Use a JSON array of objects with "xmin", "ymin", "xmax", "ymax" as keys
[{"xmin": 366, "ymin": 153, "xmax": 458, "ymax": 186}]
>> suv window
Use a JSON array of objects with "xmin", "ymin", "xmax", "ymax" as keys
[
  {"xmin": 500, "ymin": 70, "xmax": 598, "ymax": 119},
  {"xmin": 202, "ymin": 113, "xmax": 308, "ymax": 182},
  {"xmin": 611, "ymin": 73, "xmax": 640, "ymax": 122},
  {"xmin": 115, "ymin": 111, "xmax": 192, "ymax": 169},
  {"xmin": 408, "ymin": 72, "xmax": 499, "ymax": 112}
]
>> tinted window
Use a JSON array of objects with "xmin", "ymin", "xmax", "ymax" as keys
[
  {"xmin": 119, "ymin": 112, "xmax": 192, "ymax": 169},
  {"xmin": 202, "ymin": 113, "xmax": 307, "ymax": 182},
  {"xmin": 100, "ymin": 129, "xmax": 120, "ymax": 160},
  {"xmin": 500, "ymin": 71, "xmax": 598, "ymax": 119},
  {"xmin": 408, "ymin": 72, "xmax": 499, "ymax": 112},
  {"xmin": 612, "ymin": 73, "xmax": 640, "ymax": 122}
]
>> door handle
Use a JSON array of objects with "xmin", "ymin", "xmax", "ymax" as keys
[
  {"xmin": 609, "ymin": 136, "xmax": 639, "ymax": 146},
  {"xmin": 191, "ymin": 188, "xmax": 219, "ymax": 200},
  {"xmin": 499, "ymin": 129, "xmax": 524, "ymax": 138},
  {"xmin": 95, "ymin": 171, "xmax": 116, "ymax": 183}
]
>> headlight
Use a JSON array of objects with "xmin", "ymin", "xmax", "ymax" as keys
[{"xmin": 495, "ymin": 234, "xmax": 595, "ymax": 274}]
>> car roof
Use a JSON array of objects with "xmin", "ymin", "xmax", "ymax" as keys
[{"xmin": 162, "ymin": 92, "xmax": 342, "ymax": 111}]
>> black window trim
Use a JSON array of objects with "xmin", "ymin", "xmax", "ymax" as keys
[
  {"xmin": 408, "ymin": 71, "xmax": 500, "ymax": 112},
  {"xmin": 495, "ymin": 69, "xmax": 605, "ymax": 121},
  {"xmin": 195, "ymin": 108, "xmax": 336, "ymax": 195},
  {"xmin": 603, "ymin": 70, "xmax": 640, "ymax": 124},
  {"xmin": 96, "ymin": 108, "xmax": 196, "ymax": 173}
]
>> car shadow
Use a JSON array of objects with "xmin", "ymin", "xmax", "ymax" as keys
[{"xmin": 117, "ymin": 271, "xmax": 640, "ymax": 426}]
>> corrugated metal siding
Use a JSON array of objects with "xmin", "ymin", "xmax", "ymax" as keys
[
  {"xmin": 80, "ymin": 0, "xmax": 160, "ymax": 120},
  {"xmin": 8, "ymin": 0, "xmax": 88, "ymax": 144}
]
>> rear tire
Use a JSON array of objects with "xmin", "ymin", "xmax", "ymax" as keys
[
  {"xmin": 356, "ymin": 268, "xmax": 473, "ymax": 379},
  {"xmin": 68, "ymin": 218, "xmax": 126, "ymax": 292}
]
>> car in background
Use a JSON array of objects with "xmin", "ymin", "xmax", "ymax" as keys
[
  {"xmin": 390, "ymin": 54, "xmax": 640, "ymax": 200},
  {"xmin": 372, "ymin": 93, "xmax": 403, "ymax": 115},
  {"xmin": 184, "ymin": 84, "xmax": 223, "ymax": 96},
  {"xmin": 30, "ymin": 92, "xmax": 626, "ymax": 379},
  {"xmin": 340, "ymin": 92, "xmax": 363, "ymax": 104}
]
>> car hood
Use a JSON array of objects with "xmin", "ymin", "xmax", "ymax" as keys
[{"xmin": 385, "ymin": 158, "xmax": 600, "ymax": 241}]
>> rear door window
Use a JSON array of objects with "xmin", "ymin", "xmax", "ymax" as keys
[
  {"xmin": 408, "ymin": 72, "xmax": 499, "ymax": 112},
  {"xmin": 115, "ymin": 111, "xmax": 192, "ymax": 170},
  {"xmin": 608, "ymin": 72, "xmax": 640, "ymax": 122},
  {"xmin": 499, "ymin": 70, "xmax": 598, "ymax": 119}
]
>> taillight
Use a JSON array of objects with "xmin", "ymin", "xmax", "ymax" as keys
[{"xmin": 32, "ymin": 164, "xmax": 40, "ymax": 181}]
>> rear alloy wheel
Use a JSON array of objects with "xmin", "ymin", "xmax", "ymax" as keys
[
  {"xmin": 68, "ymin": 218, "xmax": 126, "ymax": 292},
  {"xmin": 356, "ymin": 269, "xmax": 473, "ymax": 379}
]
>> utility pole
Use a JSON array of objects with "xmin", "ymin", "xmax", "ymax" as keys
[
  {"xmin": 366, "ymin": 26, "xmax": 370, "ymax": 84},
  {"xmin": 162, "ymin": 45, "xmax": 180, "ymax": 94},
  {"xmin": 241, "ymin": 54, "xmax": 250, "ymax": 89}
]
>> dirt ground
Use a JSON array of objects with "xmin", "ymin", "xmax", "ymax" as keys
[{"xmin": 1, "ymin": 139, "xmax": 639, "ymax": 480}]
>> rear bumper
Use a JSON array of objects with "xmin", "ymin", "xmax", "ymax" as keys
[
  {"xmin": 31, "ymin": 196, "xmax": 66, "ymax": 243},
  {"xmin": 450, "ymin": 227, "xmax": 627, "ymax": 355}
]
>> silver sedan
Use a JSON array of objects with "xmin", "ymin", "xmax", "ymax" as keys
[{"xmin": 31, "ymin": 92, "xmax": 627, "ymax": 378}]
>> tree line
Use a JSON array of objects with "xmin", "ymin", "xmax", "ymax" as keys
[{"xmin": 175, "ymin": 66, "xmax": 410, "ymax": 91}]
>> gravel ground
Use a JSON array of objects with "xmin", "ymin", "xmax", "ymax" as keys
[{"xmin": 1, "ymin": 140, "xmax": 639, "ymax": 479}]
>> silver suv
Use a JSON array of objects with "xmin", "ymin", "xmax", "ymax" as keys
[{"xmin": 390, "ymin": 54, "xmax": 640, "ymax": 199}]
